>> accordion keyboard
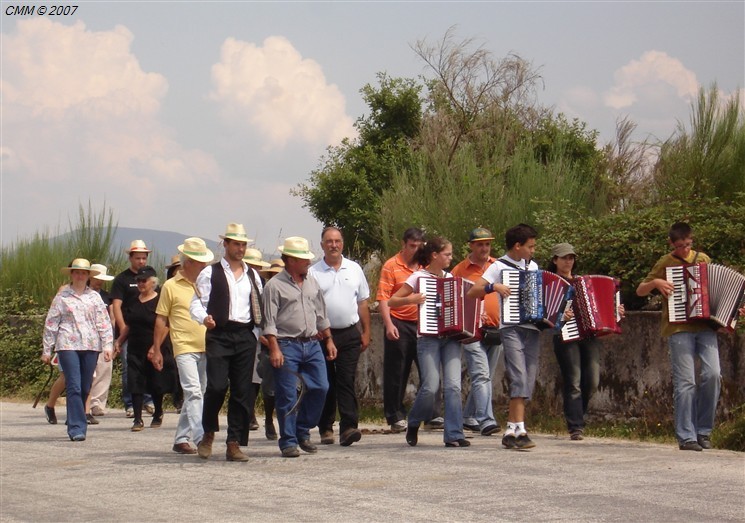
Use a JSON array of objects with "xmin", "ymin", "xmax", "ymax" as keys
[{"xmin": 666, "ymin": 266, "xmax": 687, "ymax": 322}]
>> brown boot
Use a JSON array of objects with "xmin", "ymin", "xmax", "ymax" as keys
[
  {"xmin": 226, "ymin": 441, "xmax": 249, "ymax": 462},
  {"xmin": 197, "ymin": 432, "xmax": 214, "ymax": 459}
]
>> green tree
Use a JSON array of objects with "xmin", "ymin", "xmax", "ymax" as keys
[{"xmin": 294, "ymin": 73, "xmax": 423, "ymax": 257}]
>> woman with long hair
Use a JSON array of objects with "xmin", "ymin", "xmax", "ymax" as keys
[{"xmin": 388, "ymin": 236, "xmax": 469, "ymax": 448}]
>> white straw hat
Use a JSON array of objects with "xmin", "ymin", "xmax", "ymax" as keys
[
  {"xmin": 125, "ymin": 240, "xmax": 152, "ymax": 254},
  {"xmin": 219, "ymin": 223, "xmax": 252, "ymax": 242},
  {"xmin": 177, "ymin": 237, "xmax": 214, "ymax": 263},
  {"xmin": 243, "ymin": 247, "xmax": 270, "ymax": 268},
  {"xmin": 278, "ymin": 237, "xmax": 315, "ymax": 260},
  {"xmin": 61, "ymin": 258, "xmax": 100, "ymax": 276},
  {"xmin": 90, "ymin": 263, "xmax": 114, "ymax": 281}
]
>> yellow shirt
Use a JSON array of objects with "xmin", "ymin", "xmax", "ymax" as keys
[
  {"xmin": 155, "ymin": 272, "xmax": 206, "ymax": 356},
  {"xmin": 642, "ymin": 250, "xmax": 712, "ymax": 337}
]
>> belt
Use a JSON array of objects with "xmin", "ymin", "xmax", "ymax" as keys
[
  {"xmin": 223, "ymin": 320, "xmax": 255, "ymax": 330},
  {"xmin": 278, "ymin": 336, "xmax": 316, "ymax": 343},
  {"xmin": 330, "ymin": 324, "xmax": 357, "ymax": 332}
]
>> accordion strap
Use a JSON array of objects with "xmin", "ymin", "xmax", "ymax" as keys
[
  {"xmin": 499, "ymin": 257, "xmax": 529, "ymax": 271},
  {"xmin": 672, "ymin": 251, "xmax": 700, "ymax": 265}
]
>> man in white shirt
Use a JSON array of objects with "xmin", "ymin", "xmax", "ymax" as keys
[
  {"xmin": 190, "ymin": 223, "xmax": 263, "ymax": 462},
  {"xmin": 309, "ymin": 227, "xmax": 370, "ymax": 447}
]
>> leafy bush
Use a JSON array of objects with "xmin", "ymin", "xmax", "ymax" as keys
[{"xmin": 533, "ymin": 198, "xmax": 745, "ymax": 310}]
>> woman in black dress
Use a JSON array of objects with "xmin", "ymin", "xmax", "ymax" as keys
[{"xmin": 116, "ymin": 266, "xmax": 176, "ymax": 431}]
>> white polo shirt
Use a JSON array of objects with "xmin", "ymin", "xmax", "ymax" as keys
[{"xmin": 309, "ymin": 256, "xmax": 370, "ymax": 329}]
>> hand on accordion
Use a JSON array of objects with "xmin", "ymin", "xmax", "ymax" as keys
[
  {"xmin": 411, "ymin": 292, "xmax": 427, "ymax": 305},
  {"xmin": 563, "ymin": 308, "xmax": 575, "ymax": 322},
  {"xmin": 494, "ymin": 283, "xmax": 511, "ymax": 298}
]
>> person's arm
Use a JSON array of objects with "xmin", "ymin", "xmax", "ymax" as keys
[
  {"xmin": 190, "ymin": 266, "xmax": 216, "ymax": 329},
  {"xmin": 111, "ymin": 298, "xmax": 125, "ymax": 335},
  {"xmin": 467, "ymin": 265, "xmax": 510, "ymax": 299},
  {"xmin": 388, "ymin": 283, "xmax": 420, "ymax": 308},
  {"xmin": 358, "ymin": 299, "xmax": 371, "ymax": 352},
  {"xmin": 150, "ymin": 314, "xmax": 169, "ymax": 371},
  {"xmin": 41, "ymin": 295, "xmax": 63, "ymax": 362},
  {"xmin": 266, "ymin": 334, "xmax": 283, "ymax": 368},
  {"xmin": 636, "ymin": 278, "xmax": 673, "ymax": 297},
  {"xmin": 319, "ymin": 327, "xmax": 337, "ymax": 361},
  {"xmin": 378, "ymin": 300, "xmax": 398, "ymax": 341}
]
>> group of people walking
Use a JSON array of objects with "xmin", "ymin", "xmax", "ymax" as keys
[{"xmin": 41, "ymin": 220, "xmax": 742, "ymax": 455}]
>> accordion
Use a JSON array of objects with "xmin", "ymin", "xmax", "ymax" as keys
[
  {"xmin": 501, "ymin": 270, "xmax": 571, "ymax": 328},
  {"xmin": 557, "ymin": 275, "xmax": 623, "ymax": 342},
  {"xmin": 417, "ymin": 277, "xmax": 480, "ymax": 340},
  {"xmin": 666, "ymin": 263, "xmax": 745, "ymax": 331}
]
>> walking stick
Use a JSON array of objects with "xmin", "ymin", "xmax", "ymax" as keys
[
  {"xmin": 282, "ymin": 368, "xmax": 307, "ymax": 417},
  {"xmin": 32, "ymin": 363, "xmax": 55, "ymax": 409}
]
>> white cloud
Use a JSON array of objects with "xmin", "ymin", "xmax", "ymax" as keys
[
  {"xmin": 210, "ymin": 35, "xmax": 357, "ymax": 150},
  {"xmin": 603, "ymin": 50, "xmax": 698, "ymax": 110},
  {"xmin": 1, "ymin": 18, "xmax": 220, "ymax": 242}
]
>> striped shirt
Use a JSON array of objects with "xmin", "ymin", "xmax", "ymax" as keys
[{"xmin": 376, "ymin": 252, "xmax": 421, "ymax": 322}]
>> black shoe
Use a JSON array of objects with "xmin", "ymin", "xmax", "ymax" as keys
[
  {"xmin": 679, "ymin": 440, "xmax": 703, "ymax": 451},
  {"xmin": 86, "ymin": 413, "xmax": 99, "ymax": 425},
  {"xmin": 406, "ymin": 425, "xmax": 419, "ymax": 447},
  {"xmin": 445, "ymin": 438, "xmax": 471, "ymax": 447},
  {"xmin": 570, "ymin": 430, "xmax": 584, "ymax": 441},
  {"xmin": 696, "ymin": 434, "xmax": 712, "ymax": 450},
  {"xmin": 502, "ymin": 433, "xmax": 517, "ymax": 449},
  {"xmin": 515, "ymin": 433, "xmax": 536, "ymax": 449},
  {"xmin": 44, "ymin": 405, "xmax": 57, "ymax": 425},
  {"xmin": 298, "ymin": 440, "xmax": 317, "ymax": 454},
  {"xmin": 131, "ymin": 419, "xmax": 144, "ymax": 432},
  {"xmin": 265, "ymin": 421, "xmax": 278, "ymax": 441},
  {"xmin": 150, "ymin": 416, "xmax": 162, "ymax": 428},
  {"xmin": 281, "ymin": 446, "xmax": 300, "ymax": 458},
  {"xmin": 249, "ymin": 414, "xmax": 259, "ymax": 431},
  {"xmin": 463, "ymin": 422, "xmax": 480, "ymax": 433},
  {"xmin": 481, "ymin": 424, "xmax": 499, "ymax": 436}
]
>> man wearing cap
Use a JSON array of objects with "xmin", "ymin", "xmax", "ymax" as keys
[
  {"xmin": 151, "ymin": 238, "xmax": 214, "ymax": 454},
  {"xmin": 451, "ymin": 228, "xmax": 502, "ymax": 436},
  {"xmin": 87, "ymin": 264, "xmax": 116, "ymax": 417},
  {"xmin": 190, "ymin": 224, "xmax": 262, "ymax": 462},
  {"xmin": 309, "ymin": 226, "xmax": 370, "ymax": 447},
  {"xmin": 262, "ymin": 236, "xmax": 337, "ymax": 458},
  {"xmin": 111, "ymin": 240, "xmax": 155, "ymax": 417}
]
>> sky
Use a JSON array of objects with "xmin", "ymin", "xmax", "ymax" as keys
[{"xmin": 2, "ymin": 1, "xmax": 743, "ymax": 257}]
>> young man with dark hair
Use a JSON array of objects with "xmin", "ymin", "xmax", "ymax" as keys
[
  {"xmin": 636, "ymin": 222, "xmax": 744, "ymax": 451},
  {"xmin": 468, "ymin": 224, "xmax": 540, "ymax": 449}
]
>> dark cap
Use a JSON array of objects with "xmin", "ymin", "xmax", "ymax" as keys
[
  {"xmin": 469, "ymin": 227, "xmax": 494, "ymax": 242},
  {"xmin": 135, "ymin": 265, "xmax": 157, "ymax": 280}
]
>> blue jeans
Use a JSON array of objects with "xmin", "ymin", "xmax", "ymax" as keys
[
  {"xmin": 462, "ymin": 340, "xmax": 501, "ymax": 429},
  {"xmin": 57, "ymin": 350, "xmax": 99, "ymax": 439},
  {"xmin": 273, "ymin": 339, "xmax": 329, "ymax": 450},
  {"xmin": 408, "ymin": 336, "xmax": 464, "ymax": 442},
  {"xmin": 668, "ymin": 330, "xmax": 721, "ymax": 444},
  {"xmin": 174, "ymin": 352, "xmax": 207, "ymax": 445},
  {"xmin": 501, "ymin": 326, "xmax": 540, "ymax": 399}
]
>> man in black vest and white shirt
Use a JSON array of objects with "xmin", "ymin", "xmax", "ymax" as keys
[{"xmin": 190, "ymin": 223, "xmax": 263, "ymax": 462}]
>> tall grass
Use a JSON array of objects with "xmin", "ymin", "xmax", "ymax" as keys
[{"xmin": 0, "ymin": 202, "xmax": 121, "ymax": 309}]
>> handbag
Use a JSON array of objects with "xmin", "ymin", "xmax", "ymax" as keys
[{"xmin": 480, "ymin": 326, "xmax": 502, "ymax": 346}]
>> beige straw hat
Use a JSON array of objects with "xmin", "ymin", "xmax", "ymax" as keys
[
  {"xmin": 243, "ymin": 247, "xmax": 270, "ymax": 268},
  {"xmin": 90, "ymin": 263, "xmax": 115, "ymax": 281},
  {"xmin": 278, "ymin": 237, "xmax": 315, "ymax": 260},
  {"xmin": 125, "ymin": 240, "xmax": 152, "ymax": 254},
  {"xmin": 219, "ymin": 223, "xmax": 252, "ymax": 242},
  {"xmin": 177, "ymin": 237, "xmax": 214, "ymax": 263},
  {"xmin": 61, "ymin": 258, "xmax": 101, "ymax": 276}
]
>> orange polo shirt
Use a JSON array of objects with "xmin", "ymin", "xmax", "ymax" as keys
[
  {"xmin": 376, "ymin": 252, "xmax": 421, "ymax": 322},
  {"xmin": 451, "ymin": 255, "xmax": 500, "ymax": 327}
]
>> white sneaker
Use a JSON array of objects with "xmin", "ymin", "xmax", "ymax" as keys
[{"xmin": 390, "ymin": 420, "xmax": 407, "ymax": 433}]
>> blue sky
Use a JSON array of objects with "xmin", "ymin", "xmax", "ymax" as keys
[{"xmin": 2, "ymin": 1, "xmax": 743, "ymax": 257}]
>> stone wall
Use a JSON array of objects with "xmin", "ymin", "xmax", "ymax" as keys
[{"xmin": 356, "ymin": 312, "xmax": 745, "ymax": 421}]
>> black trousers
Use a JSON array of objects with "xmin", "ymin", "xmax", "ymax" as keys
[
  {"xmin": 202, "ymin": 322, "xmax": 257, "ymax": 445},
  {"xmin": 319, "ymin": 325, "xmax": 361, "ymax": 434}
]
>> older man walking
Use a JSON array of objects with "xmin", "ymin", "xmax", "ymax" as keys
[
  {"xmin": 262, "ymin": 237, "xmax": 337, "ymax": 458},
  {"xmin": 151, "ymin": 237, "xmax": 214, "ymax": 454},
  {"xmin": 309, "ymin": 227, "xmax": 370, "ymax": 447}
]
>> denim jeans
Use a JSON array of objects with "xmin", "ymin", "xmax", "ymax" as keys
[
  {"xmin": 553, "ymin": 336, "xmax": 600, "ymax": 432},
  {"xmin": 57, "ymin": 350, "xmax": 99, "ymax": 439},
  {"xmin": 501, "ymin": 326, "xmax": 541, "ymax": 399},
  {"xmin": 273, "ymin": 339, "xmax": 329, "ymax": 450},
  {"xmin": 668, "ymin": 330, "xmax": 721, "ymax": 444},
  {"xmin": 174, "ymin": 352, "xmax": 207, "ymax": 445},
  {"xmin": 462, "ymin": 340, "xmax": 501, "ymax": 429},
  {"xmin": 408, "ymin": 336, "xmax": 464, "ymax": 443}
]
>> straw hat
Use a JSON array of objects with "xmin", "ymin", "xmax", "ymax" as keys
[
  {"xmin": 125, "ymin": 239, "xmax": 152, "ymax": 254},
  {"xmin": 90, "ymin": 263, "xmax": 115, "ymax": 281},
  {"xmin": 165, "ymin": 255, "xmax": 181, "ymax": 269},
  {"xmin": 260, "ymin": 258, "xmax": 285, "ymax": 278},
  {"xmin": 278, "ymin": 237, "xmax": 315, "ymax": 260},
  {"xmin": 61, "ymin": 258, "xmax": 101, "ymax": 276},
  {"xmin": 219, "ymin": 223, "xmax": 252, "ymax": 242},
  {"xmin": 243, "ymin": 247, "xmax": 270, "ymax": 268},
  {"xmin": 177, "ymin": 237, "xmax": 214, "ymax": 263}
]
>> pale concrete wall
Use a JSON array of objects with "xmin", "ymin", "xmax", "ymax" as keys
[{"xmin": 356, "ymin": 312, "xmax": 745, "ymax": 421}]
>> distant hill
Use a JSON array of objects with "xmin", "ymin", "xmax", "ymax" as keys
[{"xmin": 111, "ymin": 227, "xmax": 221, "ymax": 260}]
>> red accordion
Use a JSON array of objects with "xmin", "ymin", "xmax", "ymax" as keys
[
  {"xmin": 666, "ymin": 263, "xmax": 745, "ymax": 331},
  {"xmin": 417, "ymin": 277, "xmax": 480, "ymax": 341},
  {"xmin": 558, "ymin": 275, "xmax": 622, "ymax": 342}
]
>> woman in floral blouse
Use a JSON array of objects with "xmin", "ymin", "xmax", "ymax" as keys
[{"xmin": 42, "ymin": 259, "xmax": 114, "ymax": 441}]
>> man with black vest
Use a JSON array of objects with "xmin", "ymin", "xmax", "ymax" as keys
[{"xmin": 190, "ymin": 223, "xmax": 263, "ymax": 462}]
